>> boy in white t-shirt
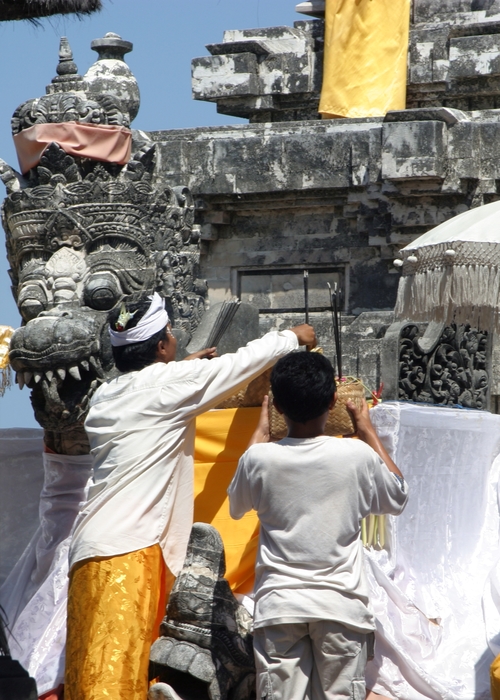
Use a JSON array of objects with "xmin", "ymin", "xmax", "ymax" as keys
[{"xmin": 228, "ymin": 352, "xmax": 408, "ymax": 700}]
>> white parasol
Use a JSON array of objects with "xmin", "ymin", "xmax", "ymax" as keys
[{"xmin": 394, "ymin": 199, "xmax": 500, "ymax": 331}]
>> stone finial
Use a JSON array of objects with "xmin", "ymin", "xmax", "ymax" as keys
[
  {"xmin": 56, "ymin": 37, "xmax": 78, "ymax": 76},
  {"xmin": 90, "ymin": 32, "xmax": 133, "ymax": 61},
  {"xmin": 85, "ymin": 32, "xmax": 140, "ymax": 123},
  {"xmin": 47, "ymin": 37, "xmax": 83, "ymax": 93}
]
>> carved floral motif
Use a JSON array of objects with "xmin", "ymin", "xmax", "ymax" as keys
[{"xmin": 399, "ymin": 323, "xmax": 489, "ymax": 409}]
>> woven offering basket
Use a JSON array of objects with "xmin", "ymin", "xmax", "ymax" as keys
[
  {"xmin": 268, "ymin": 378, "xmax": 366, "ymax": 440},
  {"xmin": 216, "ymin": 368, "xmax": 272, "ymax": 409}
]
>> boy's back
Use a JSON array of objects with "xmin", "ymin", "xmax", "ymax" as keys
[{"xmin": 229, "ymin": 434, "xmax": 407, "ymax": 633}]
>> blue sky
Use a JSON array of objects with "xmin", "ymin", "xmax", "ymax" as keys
[{"xmin": 0, "ymin": 0, "xmax": 299, "ymax": 428}]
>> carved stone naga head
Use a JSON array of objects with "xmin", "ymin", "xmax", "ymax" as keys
[{"xmin": 1, "ymin": 35, "xmax": 207, "ymax": 454}]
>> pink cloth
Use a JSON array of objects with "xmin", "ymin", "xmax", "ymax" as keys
[{"xmin": 14, "ymin": 122, "xmax": 132, "ymax": 173}]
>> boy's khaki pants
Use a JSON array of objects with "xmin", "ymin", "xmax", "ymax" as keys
[{"xmin": 253, "ymin": 620, "xmax": 373, "ymax": 700}]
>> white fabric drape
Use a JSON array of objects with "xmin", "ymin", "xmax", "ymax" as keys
[
  {"xmin": 0, "ymin": 450, "xmax": 92, "ymax": 695},
  {"xmin": 2, "ymin": 402, "xmax": 500, "ymax": 698},
  {"xmin": 366, "ymin": 402, "xmax": 500, "ymax": 699}
]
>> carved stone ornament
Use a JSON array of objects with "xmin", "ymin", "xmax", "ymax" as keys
[
  {"xmin": 149, "ymin": 523, "xmax": 256, "ymax": 700},
  {"xmin": 1, "ymin": 37, "xmax": 207, "ymax": 453},
  {"xmin": 398, "ymin": 322, "xmax": 489, "ymax": 409}
]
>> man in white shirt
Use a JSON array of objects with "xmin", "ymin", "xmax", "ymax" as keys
[
  {"xmin": 65, "ymin": 292, "xmax": 316, "ymax": 700},
  {"xmin": 228, "ymin": 351, "xmax": 408, "ymax": 700}
]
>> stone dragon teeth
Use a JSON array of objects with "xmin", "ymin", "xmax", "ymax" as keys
[{"xmin": 68, "ymin": 365, "xmax": 81, "ymax": 381}]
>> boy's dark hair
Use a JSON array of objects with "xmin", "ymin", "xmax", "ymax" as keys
[
  {"xmin": 271, "ymin": 352, "xmax": 336, "ymax": 423},
  {"xmin": 108, "ymin": 296, "xmax": 168, "ymax": 373}
]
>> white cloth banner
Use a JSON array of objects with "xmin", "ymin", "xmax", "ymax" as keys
[{"xmin": 366, "ymin": 402, "xmax": 500, "ymax": 699}]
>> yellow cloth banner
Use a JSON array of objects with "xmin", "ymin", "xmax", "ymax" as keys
[
  {"xmin": 0, "ymin": 325, "xmax": 13, "ymax": 370},
  {"xmin": 319, "ymin": 0, "xmax": 411, "ymax": 119},
  {"xmin": 194, "ymin": 407, "xmax": 261, "ymax": 594},
  {"xmin": 0, "ymin": 326, "xmax": 14, "ymax": 397}
]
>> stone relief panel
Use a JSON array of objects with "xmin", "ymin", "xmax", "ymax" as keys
[{"xmin": 398, "ymin": 322, "xmax": 490, "ymax": 409}]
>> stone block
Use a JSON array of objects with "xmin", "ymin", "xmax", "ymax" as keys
[
  {"xmin": 449, "ymin": 34, "xmax": 500, "ymax": 80},
  {"xmin": 410, "ymin": 41, "xmax": 435, "ymax": 84},
  {"xmin": 381, "ymin": 120, "xmax": 447, "ymax": 179},
  {"xmin": 165, "ymin": 643, "xmax": 197, "ymax": 673},
  {"xmin": 380, "ymin": 321, "xmax": 411, "ymax": 400},
  {"xmin": 188, "ymin": 649, "xmax": 216, "ymax": 682},
  {"xmin": 191, "ymin": 54, "xmax": 258, "ymax": 101},
  {"xmin": 150, "ymin": 637, "xmax": 175, "ymax": 665}
]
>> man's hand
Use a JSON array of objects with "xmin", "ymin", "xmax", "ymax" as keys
[
  {"xmin": 290, "ymin": 324, "xmax": 317, "ymax": 349},
  {"xmin": 247, "ymin": 396, "xmax": 271, "ymax": 447},
  {"xmin": 183, "ymin": 347, "xmax": 217, "ymax": 361}
]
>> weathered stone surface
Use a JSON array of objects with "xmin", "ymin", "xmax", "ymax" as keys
[
  {"xmin": 150, "ymin": 523, "xmax": 255, "ymax": 700},
  {"xmin": 195, "ymin": 3, "xmax": 500, "ymax": 120},
  {"xmin": 192, "ymin": 21, "xmax": 323, "ymax": 122},
  {"xmin": 382, "ymin": 120, "xmax": 448, "ymax": 180}
]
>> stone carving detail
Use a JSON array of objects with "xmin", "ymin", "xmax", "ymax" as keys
[
  {"xmin": 398, "ymin": 323, "xmax": 489, "ymax": 409},
  {"xmin": 149, "ymin": 523, "xmax": 255, "ymax": 700},
  {"xmin": 1, "ymin": 37, "xmax": 207, "ymax": 452}
]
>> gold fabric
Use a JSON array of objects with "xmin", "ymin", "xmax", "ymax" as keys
[
  {"xmin": 194, "ymin": 407, "xmax": 261, "ymax": 594},
  {"xmin": 65, "ymin": 544, "xmax": 167, "ymax": 700},
  {"xmin": 492, "ymin": 654, "xmax": 500, "ymax": 700},
  {"xmin": 319, "ymin": 0, "xmax": 411, "ymax": 119},
  {"xmin": 0, "ymin": 326, "xmax": 14, "ymax": 397}
]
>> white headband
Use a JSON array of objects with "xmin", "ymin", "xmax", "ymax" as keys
[{"xmin": 109, "ymin": 293, "xmax": 170, "ymax": 347}]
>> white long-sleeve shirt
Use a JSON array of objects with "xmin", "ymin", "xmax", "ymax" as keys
[
  {"xmin": 69, "ymin": 330, "xmax": 298, "ymax": 574},
  {"xmin": 228, "ymin": 436, "xmax": 408, "ymax": 631}
]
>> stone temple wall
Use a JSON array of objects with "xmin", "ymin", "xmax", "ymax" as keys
[{"xmin": 147, "ymin": 0, "xmax": 500, "ymax": 405}]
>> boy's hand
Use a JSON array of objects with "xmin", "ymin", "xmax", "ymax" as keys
[
  {"xmin": 346, "ymin": 399, "xmax": 374, "ymax": 439},
  {"xmin": 183, "ymin": 347, "xmax": 217, "ymax": 361},
  {"xmin": 247, "ymin": 396, "xmax": 271, "ymax": 447},
  {"xmin": 290, "ymin": 324, "xmax": 317, "ymax": 349},
  {"xmin": 346, "ymin": 399, "xmax": 403, "ymax": 477}
]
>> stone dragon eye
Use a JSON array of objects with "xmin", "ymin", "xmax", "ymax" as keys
[
  {"xmin": 83, "ymin": 272, "xmax": 122, "ymax": 310},
  {"xmin": 18, "ymin": 283, "xmax": 48, "ymax": 321}
]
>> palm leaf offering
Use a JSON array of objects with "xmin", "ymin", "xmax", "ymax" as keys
[{"xmin": 205, "ymin": 300, "xmax": 241, "ymax": 349}]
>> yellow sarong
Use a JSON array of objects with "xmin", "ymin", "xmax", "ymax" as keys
[
  {"xmin": 65, "ymin": 544, "xmax": 168, "ymax": 700},
  {"xmin": 319, "ymin": 0, "xmax": 411, "ymax": 119},
  {"xmin": 492, "ymin": 654, "xmax": 500, "ymax": 700}
]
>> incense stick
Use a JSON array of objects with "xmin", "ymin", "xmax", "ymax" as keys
[
  {"xmin": 303, "ymin": 270, "xmax": 309, "ymax": 325},
  {"xmin": 327, "ymin": 282, "xmax": 342, "ymax": 380}
]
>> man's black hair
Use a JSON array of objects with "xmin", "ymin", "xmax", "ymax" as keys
[
  {"xmin": 108, "ymin": 296, "xmax": 168, "ymax": 373},
  {"xmin": 271, "ymin": 352, "xmax": 336, "ymax": 423}
]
